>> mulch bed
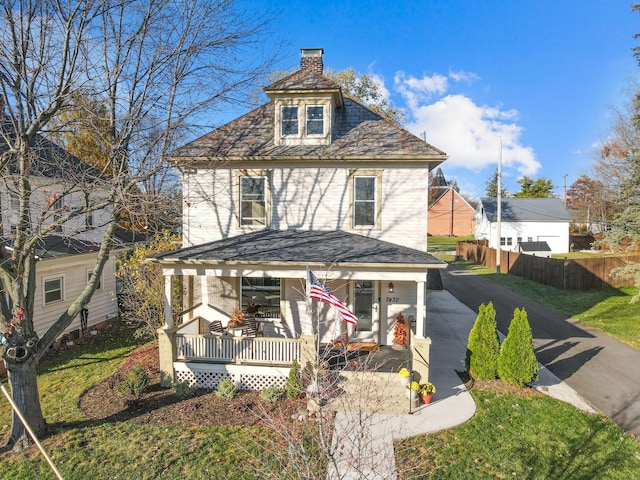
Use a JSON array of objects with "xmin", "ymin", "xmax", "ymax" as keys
[{"xmin": 79, "ymin": 344, "xmax": 305, "ymax": 428}]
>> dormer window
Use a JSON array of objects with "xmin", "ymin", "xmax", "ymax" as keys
[
  {"xmin": 306, "ymin": 106, "xmax": 324, "ymax": 135},
  {"xmin": 281, "ymin": 106, "xmax": 298, "ymax": 136}
]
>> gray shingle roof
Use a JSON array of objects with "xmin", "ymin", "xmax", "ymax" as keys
[
  {"xmin": 480, "ymin": 198, "xmax": 571, "ymax": 222},
  {"xmin": 264, "ymin": 68, "xmax": 341, "ymax": 92},
  {"xmin": 150, "ymin": 230, "xmax": 445, "ymax": 268},
  {"xmin": 169, "ymin": 99, "xmax": 445, "ymax": 160},
  {"xmin": 516, "ymin": 241, "xmax": 551, "ymax": 252}
]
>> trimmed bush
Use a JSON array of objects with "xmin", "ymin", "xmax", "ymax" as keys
[
  {"xmin": 260, "ymin": 384, "xmax": 284, "ymax": 403},
  {"xmin": 465, "ymin": 302, "xmax": 500, "ymax": 380},
  {"xmin": 498, "ymin": 308, "xmax": 539, "ymax": 386},
  {"xmin": 215, "ymin": 378, "xmax": 238, "ymax": 399},
  {"xmin": 286, "ymin": 359, "xmax": 303, "ymax": 399},
  {"xmin": 173, "ymin": 380, "xmax": 198, "ymax": 399},
  {"xmin": 116, "ymin": 364, "xmax": 150, "ymax": 397}
]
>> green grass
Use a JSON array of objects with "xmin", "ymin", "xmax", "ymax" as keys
[
  {"xmin": 0, "ymin": 327, "xmax": 318, "ymax": 479},
  {"xmin": 1, "ymin": 314, "xmax": 639, "ymax": 478},
  {"xmin": 427, "ymin": 235, "xmax": 473, "ymax": 252},
  {"xmin": 457, "ymin": 260, "xmax": 640, "ymax": 349},
  {"xmin": 397, "ymin": 386, "xmax": 640, "ymax": 479}
]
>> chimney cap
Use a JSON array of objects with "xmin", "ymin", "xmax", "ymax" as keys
[{"xmin": 300, "ymin": 48, "xmax": 324, "ymax": 58}]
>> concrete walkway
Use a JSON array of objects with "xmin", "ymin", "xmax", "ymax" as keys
[{"xmin": 326, "ymin": 290, "xmax": 595, "ymax": 480}]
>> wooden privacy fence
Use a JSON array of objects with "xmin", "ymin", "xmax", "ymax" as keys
[{"xmin": 456, "ymin": 241, "xmax": 640, "ymax": 290}]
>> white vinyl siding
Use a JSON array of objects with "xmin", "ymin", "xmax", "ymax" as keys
[
  {"xmin": 183, "ymin": 166, "xmax": 429, "ymax": 251},
  {"xmin": 35, "ymin": 253, "xmax": 119, "ymax": 337}
]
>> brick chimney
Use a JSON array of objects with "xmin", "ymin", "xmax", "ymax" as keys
[{"xmin": 300, "ymin": 48, "xmax": 324, "ymax": 75}]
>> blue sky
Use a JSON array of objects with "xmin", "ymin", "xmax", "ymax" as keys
[{"xmin": 241, "ymin": 1, "xmax": 639, "ymax": 200}]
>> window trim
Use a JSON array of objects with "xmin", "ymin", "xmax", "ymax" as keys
[
  {"xmin": 305, "ymin": 105, "xmax": 324, "ymax": 136},
  {"xmin": 87, "ymin": 268, "xmax": 102, "ymax": 291},
  {"xmin": 281, "ymin": 105, "xmax": 299, "ymax": 136},
  {"xmin": 43, "ymin": 275, "xmax": 64, "ymax": 306},
  {"xmin": 237, "ymin": 171, "xmax": 270, "ymax": 228},
  {"xmin": 349, "ymin": 169, "xmax": 383, "ymax": 230},
  {"xmin": 241, "ymin": 277, "xmax": 282, "ymax": 319}
]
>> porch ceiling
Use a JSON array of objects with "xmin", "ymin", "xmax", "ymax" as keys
[{"xmin": 148, "ymin": 230, "xmax": 446, "ymax": 273}]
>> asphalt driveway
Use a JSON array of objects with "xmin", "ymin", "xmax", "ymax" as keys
[{"xmin": 440, "ymin": 264, "xmax": 640, "ymax": 439}]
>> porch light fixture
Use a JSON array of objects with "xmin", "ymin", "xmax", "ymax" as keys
[{"xmin": 388, "ymin": 282, "xmax": 394, "ymax": 293}]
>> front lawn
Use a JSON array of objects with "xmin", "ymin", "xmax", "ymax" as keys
[
  {"xmin": 397, "ymin": 382, "xmax": 640, "ymax": 479},
  {"xmin": 1, "ymin": 325, "xmax": 639, "ymax": 478}
]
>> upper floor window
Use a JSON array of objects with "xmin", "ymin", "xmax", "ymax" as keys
[
  {"xmin": 354, "ymin": 176, "xmax": 376, "ymax": 227},
  {"xmin": 240, "ymin": 176, "xmax": 266, "ymax": 226},
  {"xmin": 52, "ymin": 197, "xmax": 63, "ymax": 233},
  {"xmin": 43, "ymin": 276, "xmax": 64, "ymax": 305},
  {"xmin": 306, "ymin": 106, "xmax": 324, "ymax": 135},
  {"xmin": 281, "ymin": 106, "xmax": 298, "ymax": 136}
]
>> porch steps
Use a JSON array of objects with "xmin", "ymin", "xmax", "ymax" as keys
[{"xmin": 327, "ymin": 371, "xmax": 417, "ymax": 415}]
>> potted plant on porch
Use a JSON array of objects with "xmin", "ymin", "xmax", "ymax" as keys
[{"xmin": 419, "ymin": 382, "xmax": 436, "ymax": 404}]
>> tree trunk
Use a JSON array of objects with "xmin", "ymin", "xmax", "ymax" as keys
[{"xmin": 5, "ymin": 355, "xmax": 45, "ymax": 450}]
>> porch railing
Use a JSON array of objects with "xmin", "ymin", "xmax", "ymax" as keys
[{"xmin": 175, "ymin": 334, "xmax": 300, "ymax": 365}]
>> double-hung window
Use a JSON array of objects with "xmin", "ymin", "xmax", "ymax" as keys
[
  {"xmin": 353, "ymin": 176, "xmax": 377, "ymax": 227},
  {"xmin": 240, "ymin": 176, "xmax": 266, "ymax": 226},
  {"xmin": 44, "ymin": 276, "xmax": 64, "ymax": 305},
  {"xmin": 281, "ymin": 106, "xmax": 298, "ymax": 136},
  {"xmin": 306, "ymin": 106, "xmax": 324, "ymax": 135},
  {"xmin": 52, "ymin": 197, "xmax": 63, "ymax": 232}
]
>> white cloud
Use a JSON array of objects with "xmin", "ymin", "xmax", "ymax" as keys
[
  {"xmin": 448, "ymin": 69, "xmax": 481, "ymax": 83},
  {"xmin": 394, "ymin": 71, "xmax": 448, "ymax": 109},
  {"xmin": 367, "ymin": 71, "xmax": 391, "ymax": 101},
  {"xmin": 394, "ymin": 72, "xmax": 540, "ymax": 178}
]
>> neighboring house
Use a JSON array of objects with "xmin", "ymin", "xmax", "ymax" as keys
[
  {"xmin": 150, "ymin": 48, "xmax": 448, "ymax": 390},
  {"xmin": 0, "ymin": 111, "xmax": 126, "ymax": 340},
  {"xmin": 475, "ymin": 197, "xmax": 571, "ymax": 254},
  {"xmin": 428, "ymin": 169, "xmax": 475, "ymax": 236}
]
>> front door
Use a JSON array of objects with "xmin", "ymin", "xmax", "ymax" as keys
[{"xmin": 351, "ymin": 280, "xmax": 379, "ymax": 342}]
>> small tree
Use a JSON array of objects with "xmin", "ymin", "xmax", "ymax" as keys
[
  {"xmin": 497, "ymin": 308, "xmax": 538, "ymax": 386},
  {"xmin": 115, "ymin": 232, "xmax": 181, "ymax": 340},
  {"xmin": 465, "ymin": 302, "xmax": 500, "ymax": 380}
]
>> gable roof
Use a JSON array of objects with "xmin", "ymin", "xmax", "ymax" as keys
[
  {"xmin": 0, "ymin": 113, "xmax": 104, "ymax": 181},
  {"xmin": 149, "ymin": 229, "xmax": 446, "ymax": 269},
  {"xmin": 479, "ymin": 197, "xmax": 571, "ymax": 223}
]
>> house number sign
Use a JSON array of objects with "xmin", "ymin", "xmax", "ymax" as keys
[{"xmin": 386, "ymin": 296, "xmax": 400, "ymax": 303}]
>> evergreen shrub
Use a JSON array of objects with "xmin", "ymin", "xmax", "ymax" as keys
[
  {"xmin": 498, "ymin": 308, "xmax": 539, "ymax": 386},
  {"xmin": 465, "ymin": 302, "xmax": 500, "ymax": 380}
]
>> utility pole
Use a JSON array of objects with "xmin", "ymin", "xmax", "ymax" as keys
[
  {"xmin": 496, "ymin": 138, "xmax": 502, "ymax": 274},
  {"xmin": 563, "ymin": 174, "xmax": 568, "ymax": 207}
]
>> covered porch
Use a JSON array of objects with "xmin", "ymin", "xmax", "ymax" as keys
[{"xmin": 149, "ymin": 230, "xmax": 446, "ymax": 389}]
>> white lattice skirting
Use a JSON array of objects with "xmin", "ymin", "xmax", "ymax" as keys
[{"xmin": 174, "ymin": 362, "xmax": 291, "ymax": 391}]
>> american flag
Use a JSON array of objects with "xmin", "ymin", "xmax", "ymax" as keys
[{"xmin": 308, "ymin": 270, "xmax": 358, "ymax": 325}]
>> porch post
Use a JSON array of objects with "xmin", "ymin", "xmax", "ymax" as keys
[
  {"xmin": 415, "ymin": 280, "xmax": 426, "ymax": 339},
  {"xmin": 164, "ymin": 274, "xmax": 173, "ymax": 328}
]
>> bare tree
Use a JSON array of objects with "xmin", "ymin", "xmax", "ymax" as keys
[{"xmin": 0, "ymin": 0, "xmax": 277, "ymax": 450}]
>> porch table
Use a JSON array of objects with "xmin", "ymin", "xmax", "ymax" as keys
[{"xmin": 226, "ymin": 326, "xmax": 246, "ymax": 336}]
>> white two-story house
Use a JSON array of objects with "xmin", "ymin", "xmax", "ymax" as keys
[{"xmin": 151, "ymin": 49, "xmax": 448, "ymax": 390}]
